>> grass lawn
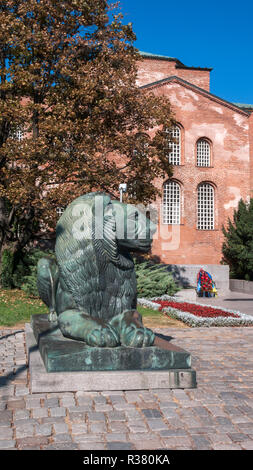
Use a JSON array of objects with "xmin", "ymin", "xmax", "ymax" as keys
[
  {"xmin": 0, "ymin": 289, "xmax": 188, "ymax": 329},
  {"xmin": 137, "ymin": 305, "xmax": 189, "ymax": 329},
  {"xmin": 0, "ymin": 289, "xmax": 48, "ymax": 327}
]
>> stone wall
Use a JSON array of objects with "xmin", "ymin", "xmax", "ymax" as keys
[
  {"xmin": 167, "ymin": 264, "xmax": 230, "ymax": 293},
  {"xmin": 230, "ymin": 279, "xmax": 253, "ymax": 295}
]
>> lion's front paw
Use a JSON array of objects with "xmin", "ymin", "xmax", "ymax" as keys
[
  {"xmin": 120, "ymin": 325, "xmax": 155, "ymax": 348},
  {"xmin": 87, "ymin": 324, "xmax": 120, "ymax": 348}
]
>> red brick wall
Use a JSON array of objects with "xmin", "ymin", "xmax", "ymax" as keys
[
  {"xmin": 137, "ymin": 59, "xmax": 210, "ymax": 91},
  {"xmin": 249, "ymin": 112, "xmax": 253, "ymax": 197},
  {"xmin": 145, "ymin": 81, "xmax": 250, "ymax": 265}
]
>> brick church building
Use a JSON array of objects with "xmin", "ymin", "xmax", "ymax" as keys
[{"xmin": 136, "ymin": 51, "xmax": 253, "ymax": 267}]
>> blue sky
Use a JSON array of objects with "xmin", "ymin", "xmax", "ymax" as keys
[{"xmin": 118, "ymin": 0, "xmax": 253, "ymax": 105}]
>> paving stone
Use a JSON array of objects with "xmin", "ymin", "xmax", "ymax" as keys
[
  {"xmin": 34, "ymin": 423, "xmax": 53, "ymax": 437},
  {"xmin": 0, "ymin": 410, "xmax": 12, "ymax": 423},
  {"xmin": 79, "ymin": 442, "xmax": 107, "ymax": 450},
  {"xmin": 7, "ymin": 399, "xmax": 25, "ymax": 410},
  {"xmin": 0, "ymin": 440, "xmax": 16, "ymax": 449},
  {"xmin": 162, "ymin": 437, "xmax": 192, "ymax": 449},
  {"xmin": 206, "ymin": 433, "xmax": 233, "ymax": 444},
  {"xmin": 134, "ymin": 438, "xmax": 163, "ymax": 450},
  {"xmin": 68, "ymin": 411, "xmax": 86, "ymax": 423},
  {"xmin": 107, "ymin": 411, "xmax": 126, "ymax": 421},
  {"xmin": 228, "ymin": 432, "xmax": 251, "ymax": 442},
  {"xmin": 240, "ymin": 440, "xmax": 253, "ymax": 450},
  {"xmin": 192, "ymin": 435, "xmax": 212, "ymax": 450},
  {"xmin": 71, "ymin": 423, "xmax": 88, "ymax": 434},
  {"xmin": 15, "ymin": 423, "xmax": 34, "ymax": 438},
  {"xmin": 0, "ymin": 425, "xmax": 13, "ymax": 439},
  {"xmin": 106, "ymin": 433, "xmax": 128, "ymax": 441},
  {"xmin": 160, "ymin": 429, "xmax": 189, "ymax": 437},
  {"xmin": 107, "ymin": 442, "xmax": 134, "ymax": 450},
  {"xmin": 128, "ymin": 421, "xmax": 149, "ymax": 433},
  {"xmin": 43, "ymin": 398, "xmax": 60, "ymax": 408},
  {"xmin": 95, "ymin": 404, "xmax": 113, "ymax": 412},
  {"xmin": 72, "ymin": 433, "xmax": 104, "ymax": 443},
  {"xmin": 109, "ymin": 395, "xmax": 126, "ymax": 404},
  {"xmin": 93, "ymin": 396, "xmax": 107, "ymax": 404},
  {"xmin": 15, "ymin": 386, "xmax": 29, "ymax": 396},
  {"xmin": 53, "ymin": 433, "xmax": 73, "ymax": 442},
  {"xmin": 87, "ymin": 411, "xmax": 106, "ymax": 422},
  {"xmin": 212, "ymin": 443, "xmax": 242, "ymax": 450},
  {"xmin": 32, "ymin": 408, "xmax": 49, "ymax": 419},
  {"xmin": 13, "ymin": 409, "xmax": 30, "ymax": 420},
  {"xmin": 41, "ymin": 416, "xmax": 68, "ymax": 424},
  {"xmin": 16, "ymin": 436, "xmax": 49, "ymax": 449},
  {"xmin": 124, "ymin": 409, "xmax": 142, "ymax": 420},
  {"xmin": 44, "ymin": 442, "xmax": 79, "ymax": 450},
  {"xmin": 113, "ymin": 403, "xmax": 136, "ymax": 411},
  {"xmin": 49, "ymin": 407, "xmax": 66, "ymax": 417},
  {"xmin": 53, "ymin": 422, "xmax": 69, "ymax": 434},
  {"xmin": 60, "ymin": 397, "xmax": 76, "ymax": 407},
  {"xmin": 25, "ymin": 397, "xmax": 42, "ymax": 408},
  {"xmin": 142, "ymin": 408, "xmax": 162, "ymax": 419},
  {"xmin": 147, "ymin": 419, "xmax": 169, "ymax": 431},
  {"xmin": 215, "ymin": 416, "xmax": 233, "ymax": 426},
  {"xmin": 109, "ymin": 421, "xmax": 129, "ymax": 433},
  {"xmin": 90, "ymin": 422, "xmax": 107, "ymax": 433}
]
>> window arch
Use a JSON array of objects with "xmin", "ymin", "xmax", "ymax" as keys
[
  {"xmin": 197, "ymin": 183, "xmax": 214, "ymax": 230},
  {"xmin": 162, "ymin": 180, "xmax": 181, "ymax": 224},
  {"xmin": 165, "ymin": 125, "xmax": 181, "ymax": 165},
  {"xmin": 196, "ymin": 138, "xmax": 211, "ymax": 167}
]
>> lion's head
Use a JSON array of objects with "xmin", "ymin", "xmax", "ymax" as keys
[
  {"xmin": 56, "ymin": 192, "xmax": 157, "ymax": 268},
  {"xmin": 111, "ymin": 199, "xmax": 157, "ymax": 254}
]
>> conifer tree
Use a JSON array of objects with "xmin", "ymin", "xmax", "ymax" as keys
[{"xmin": 222, "ymin": 198, "xmax": 253, "ymax": 280}]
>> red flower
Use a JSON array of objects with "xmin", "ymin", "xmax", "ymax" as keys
[{"xmin": 153, "ymin": 300, "xmax": 240, "ymax": 319}]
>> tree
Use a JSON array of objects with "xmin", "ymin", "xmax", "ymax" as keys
[
  {"xmin": 0, "ymin": 0, "xmax": 174, "ymax": 279},
  {"xmin": 222, "ymin": 198, "xmax": 253, "ymax": 280}
]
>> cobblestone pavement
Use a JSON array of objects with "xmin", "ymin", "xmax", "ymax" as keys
[
  {"xmin": 196, "ymin": 290, "xmax": 253, "ymax": 316},
  {"xmin": 1, "ymin": 326, "xmax": 253, "ymax": 450}
]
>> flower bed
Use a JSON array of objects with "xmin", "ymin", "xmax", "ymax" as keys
[{"xmin": 137, "ymin": 295, "xmax": 253, "ymax": 327}]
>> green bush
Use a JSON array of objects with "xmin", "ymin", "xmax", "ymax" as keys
[
  {"xmin": 134, "ymin": 260, "xmax": 179, "ymax": 298},
  {"xmin": 13, "ymin": 248, "xmax": 55, "ymax": 297},
  {"xmin": 0, "ymin": 248, "xmax": 15, "ymax": 288}
]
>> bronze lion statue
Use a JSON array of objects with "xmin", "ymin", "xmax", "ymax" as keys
[{"xmin": 37, "ymin": 192, "xmax": 156, "ymax": 348}]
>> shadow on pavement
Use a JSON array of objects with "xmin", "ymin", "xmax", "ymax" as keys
[{"xmin": 0, "ymin": 330, "xmax": 24, "ymax": 341}]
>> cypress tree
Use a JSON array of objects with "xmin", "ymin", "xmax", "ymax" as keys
[{"xmin": 222, "ymin": 199, "xmax": 253, "ymax": 280}]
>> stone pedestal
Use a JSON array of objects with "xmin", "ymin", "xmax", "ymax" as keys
[{"xmin": 26, "ymin": 314, "xmax": 197, "ymax": 393}]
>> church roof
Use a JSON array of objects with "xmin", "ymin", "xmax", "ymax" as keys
[
  {"xmin": 139, "ymin": 51, "xmax": 178, "ymax": 61},
  {"xmin": 138, "ymin": 51, "xmax": 212, "ymax": 71},
  {"xmin": 233, "ymin": 103, "xmax": 253, "ymax": 111}
]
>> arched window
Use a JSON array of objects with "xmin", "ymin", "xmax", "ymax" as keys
[
  {"xmin": 165, "ymin": 125, "xmax": 181, "ymax": 165},
  {"xmin": 163, "ymin": 180, "xmax": 181, "ymax": 224},
  {"xmin": 56, "ymin": 207, "xmax": 65, "ymax": 217},
  {"xmin": 196, "ymin": 139, "xmax": 211, "ymax": 167},
  {"xmin": 10, "ymin": 126, "xmax": 24, "ymax": 142},
  {"xmin": 197, "ymin": 183, "xmax": 214, "ymax": 230}
]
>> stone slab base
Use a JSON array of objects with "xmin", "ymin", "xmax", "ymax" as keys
[
  {"xmin": 26, "ymin": 323, "xmax": 197, "ymax": 393},
  {"xmin": 31, "ymin": 314, "xmax": 192, "ymax": 373}
]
